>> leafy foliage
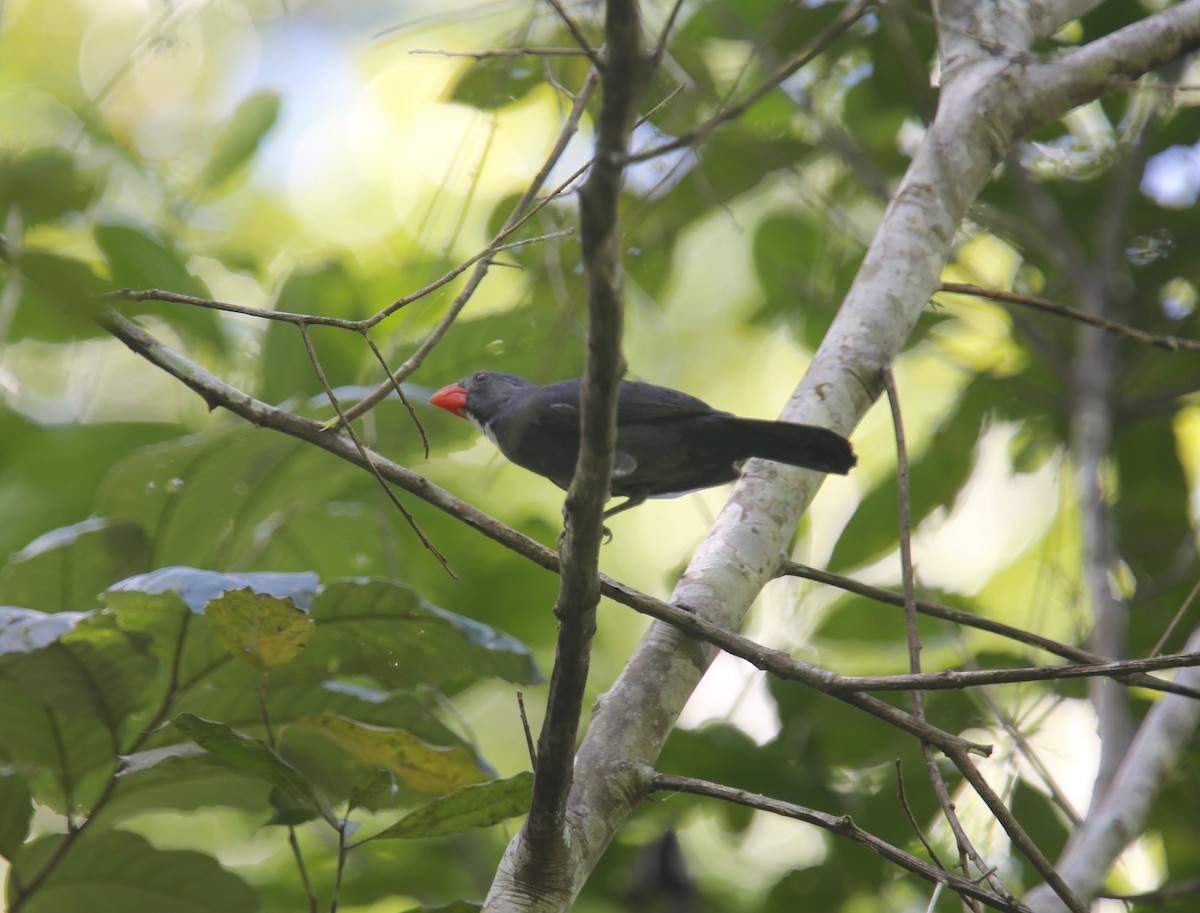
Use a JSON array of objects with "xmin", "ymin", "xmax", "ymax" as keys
[{"xmin": 2, "ymin": 0, "xmax": 1199, "ymax": 910}]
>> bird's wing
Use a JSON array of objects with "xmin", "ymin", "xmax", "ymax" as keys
[
  {"xmin": 615, "ymin": 381, "xmax": 719, "ymax": 423},
  {"xmin": 529, "ymin": 380, "xmax": 719, "ymax": 428}
]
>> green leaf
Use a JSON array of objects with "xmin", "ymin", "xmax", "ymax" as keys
[
  {"xmin": 0, "ymin": 681, "xmax": 117, "ymax": 813},
  {"xmin": 347, "ymin": 767, "xmax": 396, "ymax": 811},
  {"xmin": 105, "ymin": 746, "xmax": 272, "ymax": 823},
  {"xmin": 193, "ymin": 91, "xmax": 281, "ymax": 195},
  {"xmin": 0, "ymin": 148, "xmax": 101, "ymax": 226},
  {"xmin": 450, "ymin": 55, "xmax": 555, "ymax": 110},
  {"xmin": 0, "ymin": 419, "xmax": 176, "ymax": 561},
  {"xmin": 287, "ymin": 713, "xmax": 491, "ymax": 795},
  {"xmin": 95, "ymin": 222, "xmax": 208, "ymax": 299},
  {"xmin": 172, "ymin": 712, "xmax": 330, "ymax": 821},
  {"xmin": 205, "ymin": 587, "xmax": 314, "ymax": 670},
  {"xmin": 4, "ymin": 250, "xmax": 108, "ymax": 342},
  {"xmin": 368, "ymin": 772, "xmax": 533, "ymax": 841},
  {"xmin": 94, "ymin": 222, "xmax": 223, "ymax": 347},
  {"xmin": 302, "ymin": 577, "xmax": 542, "ymax": 693},
  {"xmin": 8, "ymin": 830, "xmax": 258, "ymax": 913},
  {"xmin": 0, "ymin": 518, "xmax": 148, "ymax": 613},
  {"xmin": 107, "ymin": 567, "xmax": 319, "ymax": 615},
  {"xmin": 0, "ymin": 614, "xmax": 156, "ymax": 726},
  {"xmin": 0, "ymin": 606, "xmax": 92, "ymax": 655},
  {"xmin": 94, "ymin": 424, "xmax": 360, "ymax": 573},
  {"xmin": 0, "ymin": 769, "xmax": 33, "ymax": 860},
  {"xmin": 117, "ymin": 743, "xmax": 207, "ymax": 776},
  {"xmin": 264, "ymin": 785, "xmax": 321, "ymax": 827}
]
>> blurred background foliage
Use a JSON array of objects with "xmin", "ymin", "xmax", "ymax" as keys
[{"xmin": 1, "ymin": 0, "xmax": 1199, "ymax": 910}]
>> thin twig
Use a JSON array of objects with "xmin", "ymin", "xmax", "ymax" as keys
[
  {"xmin": 411, "ymin": 46, "xmax": 588, "ymax": 58},
  {"xmin": 840, "ymin": 653, "xmax": 1200, "ymax": 691},
  {"xmin": 522, "ymin": 0, "xmax": 645, "ymax": 862},
  {"xmin": 298, "ymin": 323, "xmax": 454, "ymax": 576},
  {"xmin": 650, "ymin": 773, "xmax": 1034, "ymax": 913},
  {"xmin": 886, "ymin": 369, "xmax": 994, "ymax": 910},
  {"xmin": 939, "ymin": 282, "xmax": 1200, "ymax": 353},
  {"xmin": 101, "ymin": 231, "xmax": 571, "ymax": 332},
  {"xmin": 287, "ymin": 826, "xmax": 319, "ymax": 913},
  {"xmin": 359, "ymin": 330, "xmax": 429, "ymax": 458},
  {"xmin": 628, "ymin": 0, "xmax": 872, "ymax": 163},
  {"xmin": 545, "ymin": 0, "xmax": 605, "ymax": 70},
  {"xmin": 333, "ymin": 70, "xmax": 601, "ymax": 426},
  {"xmin": 895, "ymin": 760, "xmax": 946, "ymax": 869},
  {"xmin": 780, "ymin": 562, "xmax": 1200, "ymax": 701},
  {"xmin": 1147, "ymin": 577, "xmax": 1200, "ymax": 658},
  {"xmin": 651, "ymin": 0, "xmax": 687, "ymax": 64},
  {"xmin": 517, "ymin": 692, "xmax": 538, "ymax": 771}
]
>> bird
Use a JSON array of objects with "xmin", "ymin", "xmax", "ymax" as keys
[{"xmin": 429, "ymin": 371, "xmax": 856, "ymax": 522}]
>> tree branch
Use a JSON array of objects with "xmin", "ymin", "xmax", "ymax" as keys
[
  {"xmin": 650, "ymin": 772, "xmax": 1035, "ymax": 913},
  {"xmin": 939, "ymin": 282, "xmax": 1200, "ymax": 353},
  {"xmin": 778, "ymin": 563, "xmax": 1200, "ymax": 701},
  {"xmin": 1024, "ymin": 627, "xmax": 1200, "ymax": 912},
  {"xmin": 492, "ymin": 0, "xmax": 650, "ymax": 901}
]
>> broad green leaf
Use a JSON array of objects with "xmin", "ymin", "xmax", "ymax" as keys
[
  {"xmin": 0, "ymin": 518, "xmax": 148, "ymax": 613},
  {"xmin": 4, "ymin": 250, "xmax": 108, "ymax": 343},
  {"xmin": 172, "ymin": 712, "xmax": 330, "ymax": 821},
  {"xmin": 0, "ymin": 681, "xmax": 116, "ymax": 814},
  {"xmin": 193, "ymin": 91, "xmax": 281, "ymax": 195},
  {"xmin": 0, "ymin": 419, "xmax": 175, "ymax": 561},
  {"xmin": 302, "ymin": 577, "xmax": 541, "ymax": 692},
  {"xmin": 264, "ymin": 785, "xmax": 321, "ymax": 827},
  {"xmin": 104, "ymin": 746, "xmax": 271, "ymax": 824},
  {"xmin": 287, "ymin": 713, "xmax": 490, "ymax": 796},
  {"xmin": 94, "ymin": 222, "xmax": 222, "ymax": 347},
  {"xmin": 450, "ymin": 55, "xmax": 554, "ymax": 110},
  {"xmin": 8, "ymin": 829, "xmax": 257, "ymax": 913},
  {"xmin": 117, "ymin": 743, "xmax": 207, "ymax": 775},
  {"xmin": 368, "ymin": 771, "xmax": 533, "ymax": 841},
  {"xmin": 0, "ymin": 770, "xmax": 33, "ymax": 860},
  {"xmin": 0, "ymin": 614, "xmax": 155, "ymax": 726},
  {"xmin": 0, "ymin": 148, "xmax": 100, "ymax": 226},
  {"xmin": 0, "ymin": 606, "xmax": 91, "ymax": 655},
  {"xmin": 107, "ymin": 566, "xmax": 319, "ymax": 615},
  {"xmin": 94, "ymin": 425, "xmax": 364, "ymax": 573},
  {"xmin": 205, "ymin": 587, "xmax": 314, "ymax": 670},
  {"xmin": 347, "ymin": 767, "xmax": 396, "ymax": 811},
  {"xmin": 95, "ymin": 222, "xmax": 208, "ymax": 299}
]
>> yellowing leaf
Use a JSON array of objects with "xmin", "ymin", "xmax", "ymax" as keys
[
  {"xmin": 288, "ymin": 713, "xmax": 489, "ymax": 795},
  {"xmin": 205, "ymin": 588, "xmax": 314, "ymax": 670}
]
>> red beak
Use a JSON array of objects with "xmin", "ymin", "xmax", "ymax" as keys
[{"xmin": 430, "ymin": 383, "xmax": 469, "ymax": 418}]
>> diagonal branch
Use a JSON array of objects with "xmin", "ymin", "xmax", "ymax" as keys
[
  {"xmin": 650, "ymin": 772, "xmax": 1035, "ymax": 913},
  {"xmin": 939, "ymin": 282, "xmax": 1200, "ymax": 353}
]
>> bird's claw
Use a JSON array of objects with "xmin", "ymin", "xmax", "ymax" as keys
[{"xmin": 555, "ymin": 522, "xmax": 613, "ymax": 547}]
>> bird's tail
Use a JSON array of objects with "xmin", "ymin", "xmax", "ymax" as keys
[{"xmin": 724, "ymin": 417, "xmax": 856, "ymax": 475}]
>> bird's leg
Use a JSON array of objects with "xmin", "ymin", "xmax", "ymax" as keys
[
  {"xmin": 601, "ymin": 492, "xmax": 647, "ymax": 520},
  {"xmin": 555, "ymin": 493, "xmax": 646, "ymax": 547}
]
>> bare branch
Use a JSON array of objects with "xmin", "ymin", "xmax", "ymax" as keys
[
  {"xmin": 411, "ymin": 47, "xmax": 588, "ymax": 59},
  {"xmin": 297, "ymin": 323, "xmax": 454, "ymax": 576},
  {"xmin": 650, "ymin": 772, "xmax": 1035, "ymax": 913},
  {"xmin": 780, "ymin": 562, "xmax": 1200, "ymax": 701},
  {"xmin": 545, "ymin": 0, "xmax": 605, "ymax": 71},
  {"xmin": 628, "ymin": 0, "xmax": 872, "ymax": 164},
  {"xmin": 939, "ymin": 282, "xmax": 1200, "ymax": 353},
  {"xmin": 511, "ymin": 0, "xmax": 649, "ymax": 885},
  {"xmin": 1024, "ymin": 627, "xmax": 1200, "ymax": 912}
]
